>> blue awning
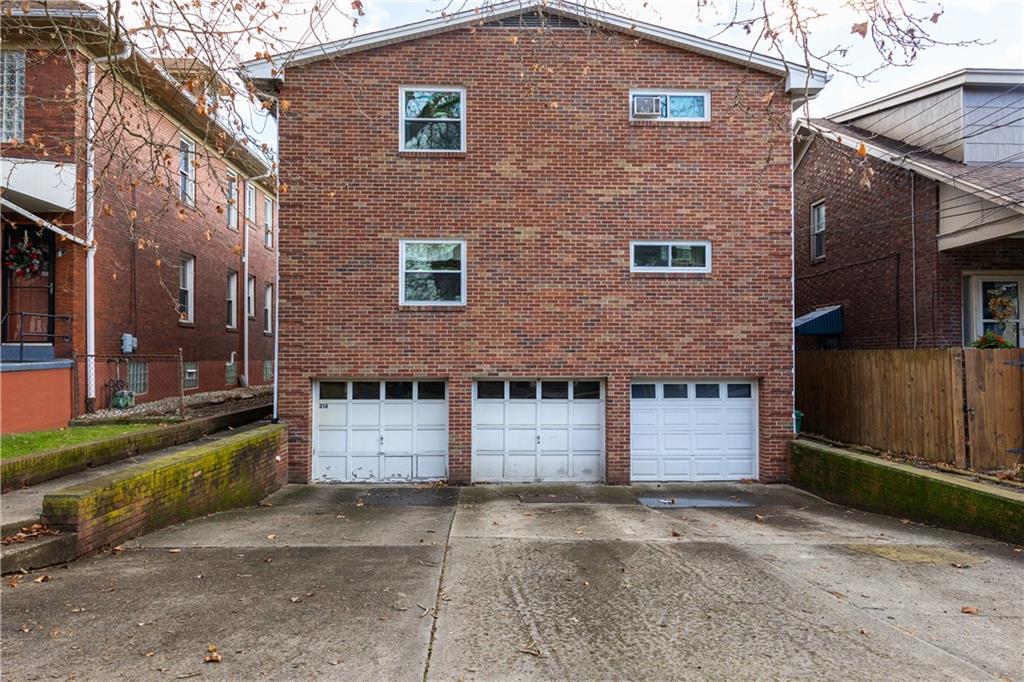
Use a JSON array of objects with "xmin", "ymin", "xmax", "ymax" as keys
[{"xmin": 794, "ymin": 305, "xmax": 843, "ymax": 335}]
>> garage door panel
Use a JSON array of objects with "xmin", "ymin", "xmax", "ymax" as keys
[
  {"xmin": 318, "ymin": 404, "xmax": 347, "ymax": 426},
  {"xmin": 507, "ymin": 403, "xmax": 537, "ymax": 425},
  {"xmin": 417, "ymin": 403, "xmax": 448, "ymax": 426},
  {"xmin": 538, "ymin": 454, "xmax": 570, "ymax": 479},
  {"xmin": 631, "ymin": 432, "xmax": 659, "ymax": 452},
  {"xmin": 573, "ymin": 454, "xmax": 602, "ymax": 479},
  {"xmin": 662, "ymin": 432, "xmax": 691, "ymax": 452},
  {"xmin": 318, "ymin": 430, "xmax": 348, "ymax": 453},
  {"xmin": 383, "ymin": 429, "xmax": 413, "ymax": 453},
  {"xmin": 539, "ymin": 403, "xmax": 569, "ymax": 425},
  {"xmin": 506, "ymin": 454, "xmax": 537, "ymax": 479},
  {"xmin": 663, "ymin": 409, "xmax": 691, "ymax": 427},
  {"xmin": 725, "ymin": 408, "xmax": 754, "ymax": 427},
  {"xmin": 630, "ymin": 458, "xmax": 659, "ymax": 479},
  {"xmin": 540, "ymin": 429, "xmax": 569, "ymax": 452},
  {"xmin": 315, "ymin": 455, "xmax": 347, "ymax": 481},
  {"xmin": 474, "ymin": 428, "xmax": 504, "ymax": 452},
  {"xmin": 350, "ymin": 403, "xmax": 381, "ymax": 426},
  {"xmin": 383, "ymin": 403, "xmax": 414, "ymax": 426},
  {"xmin": 726, "ymin": 458, "xmax": 755, "ymax": 476},
  {"xmin": 417, "ymin": 455, "xmax": 447, "ymax": 479},
  {"xmin": 348, "ymin": 456, "xmax": 381, "ymax": 480},
  {"xmin": 572, "ymin": 403, "xmax": 602, "ymax": 426},
  {"xmin": 724, "ymin": 432, "xmax": 754, "ymax": 451},
  {"xmin": 350, "ymin": 429, "xmax": 381, "ymax": 453},
  {"xmin": 384, "ymin": 456, "xmax": 413, "ymax": 479},
  {"xmin": 473, "ymin": 454, "xmax": 504, "ymax": 481},
  {"xmin": 661, "ymin": 458, "xmax": 692, "ymax": 478},
  {"xmin": 694, "ymin": 408, "xmax": 726, "ymax": 425},
  {"xmin": 507, "ymin": 428, "xmax": 538, "ymax": 452},
  {"xmin": 474, "ymin": 403, "xmax": 504, "ymax": 426},
  {"xmin": 632, "ymin": 408, "xmax": 658, "ymax": 427},
  {"xmin": 417, "ymin": 428, "xmax": 448, "ymax": 453},
  {"xmin": 572, "ymin": 428, "xmax": 602, "ymax": 451},
  {"xmin": 693, "ymin": 432, "xmax": 727, "ymax": 451}
]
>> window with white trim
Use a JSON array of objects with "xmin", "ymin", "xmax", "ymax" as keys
[
  {"xmin": 226, "ymin": 172, "xmax": 238, "ymax": 230},
  {"xmin": 400, "ymin": 87, "xmax": 465, "ymax": 151},
  {"xmin": 629, "ymin": 89, "xmax": 709, "ymax": 121},
  {"xmin": 263, "ymin": 284, "xmax": 273, "ymax": 333},
  {"xmin": 810, "ymin": 201, "xmax": 826, "ymax": 260},
  {"xmin": 263, "ymin": 194, "xmax": 274, "ymax": 247},
  {"xmin": 400, "ymin": 239, "xmax": 466, "ymax": 305},
  {"xmin": 1, "ymin": 51, "xmax": 26, "ymax": 142},
  {"xmin": 966, "ymin": 274, "xmax": 1022, "ymax": 347},
  {"xmin": 245, "ymin": 183, "xmax": 256, "ymax": 223},
  {"xmin": 247, "ymin": 275, "xmax": 256, "ymax": 318},
  {"xmin": 179, "ymin": 136, "xmax": 196, "ymax": 205},
  {"xmin": 182, "ymin": 361, "xmax": 199, "ymax": 389},
  {"xmin": 226, "ymin": 270, "xmax": 238, "ymax": 329},
  {"xmin": 178, "ymin": 255, "xmax": 195, "ymax": 323},
  {"xmin": 630, "ymin": 241, "xmax": 711, "ymax": 273}
]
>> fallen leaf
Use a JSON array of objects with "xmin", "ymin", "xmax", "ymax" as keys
[
  {"xmin": 8, "ymin": 576, "xmax": 21, "ymax": 588},
  {"xmin": 755, "ymin": 514, "xmax": 767, "ymax": 522},
  {"xmin": 33, "ymin": 575, "xmax": 50, "ymax": 583},
  {"xmin": 961, "ymin": 606, "xmax": 979, "ymax": 615},
  {"xmin": 267, "ymin": 534, "xmax": 277, "ymax": 540},
  {"xmin": 168, "ymin": 549, "xmax": 182, "ymax": 554},
  {"xmin": 851, "ymin": 21, "xmax": 868, "ymax": 38},
  {"xmin": 860, "ymin": 629, "xmax": 870, "ymax": 636},
  {"xmin": 857, "ymin": 142, "xmax": 868, "ymax": 157},
  {"xmin": 670, "ymin": 529, "xmax": 682, "ymax": 537}
]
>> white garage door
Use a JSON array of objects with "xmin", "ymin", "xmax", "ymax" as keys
[
  {"xmin": 630, "ymin": 380, "xmax": 757, "ymax": 481},
  {"xmin": 313, "ymin": 380, "xmax": 447, "ymax": 482},
  {"xmin": 473, "ymin": 380, "xmax": 604, "ymax": 482}
]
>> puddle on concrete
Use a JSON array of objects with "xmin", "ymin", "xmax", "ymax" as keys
[
  {"xmin": 638, "ymin": 495, "xmax": 754, "ymax": 509},
  {"xmin": 362, "ymin": 488, "xmax": 458, "ymax": 507},
  {"xmin": 845, "ymin": 544, "xmax": 986, "ymax": 566}
]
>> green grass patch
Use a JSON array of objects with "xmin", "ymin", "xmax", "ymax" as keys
[{"xmin": 1, "ymin": 424, "xmax": 157, "ymax": 460}]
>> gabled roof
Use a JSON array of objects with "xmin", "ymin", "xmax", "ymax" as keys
[
  {"xmin": 831, "ymin": 68, "xmax": 1024, "ymax": 123},
  {"xmin": 796, "ymin": 118, "xmax": 1024, "ymax": 214},
  {"xmin": 240, "ymin": 0, "xmax": 829, "ymax": 100}
]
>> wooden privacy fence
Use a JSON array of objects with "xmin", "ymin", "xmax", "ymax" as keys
[{"xmin": 796, "ymin": 349, "xmax": 1024, "ymax": 471}]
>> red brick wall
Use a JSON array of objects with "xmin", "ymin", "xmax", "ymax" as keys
[
  {"xmin": 277, "ymin": 28, "xmax": 796, "ymax": 483},
  {"xmin": 794, "ymin": 136, "xmax": 1024, "ymax": 349}
]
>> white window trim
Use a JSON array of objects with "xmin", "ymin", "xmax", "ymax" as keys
[
  {"xmin": 965, "ymin": 271, "xmax": 1023, "ymax": 346},
  {"xmin": 183, "ymin": 362, "xmax": 199, "ymax": 390},
  {"xmin": 226, "ymin": 172, "xmax": 239, "ymax": 230},
  {"xmin": 399, "ymin": 86, "xmax": 466, "ymax": 153},
  {"xmin": 399, "ymin": 238, "xmax": 467, "ymax": 306},
  {"xmin": 630, "ymin": 240, "xmax": 712, "ymax": 274},
  {"xmin": 179, "ymin": 255, "xmax": 195, "ymax": 323},
  {"xmin": 245, "ymin": 183, "xmax": 257, "ymax": 223},
  {"xmin": 263, "ymin": 193, "xmax": 274, "ymax": 247},
  {"xmin": 179, "ymin": 135, "xmax": 196, "ymax": 206},
  {"xmin": 810, "ymin": 200, "xmax": 826, "ymax": 260},
  {"xmin": 263, "ymin": 284, "xmax": 273, "ymax": 333},
  {"xmin": 227, "ymin": 271, "xmax": 238, "ymax": 330},
  {"xmin": 628, "ymin": 89, "xmax": 711, "ymax": 122},
  {"xmin": 247, "ymin": 275, "xmax": 256, "ymax": 318}
]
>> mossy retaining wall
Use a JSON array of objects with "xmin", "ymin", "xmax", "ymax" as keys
[
  {"xmin": 1, "ymin": 403, "xmax": 271, "ymax": 492},
  {"xmin": 40, "ymin": 423, "xmax": 288, "ymax": 555},
  {"xmin": 790, "ymin": 438, "xmax": 1024, "ymax": 545}
]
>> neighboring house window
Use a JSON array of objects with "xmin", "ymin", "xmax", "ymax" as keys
[
  {"xmin": 182, "ymin": 361, "xmax": 199, "ymax": 389},
  {"xmin": 263, "ymin": 284, "xmax": 273, "ymax": 333},
  {"xmin": 178, "ymin": 255, "xmax": 195, "ymax": 323},
  {"xmin": 1, "ymin": 51, "xmax": 25, "ymax": 142},
  {"xmin": 810, "ymin": 201, "xmax": 826, "ymax": 260},
  {"xmin": 630, "ymin": 241, "xmax": 711, "ymax": 273},
  {"xmin": 263, "ymin": 359, "xmax": 273, "ymax": 382},
  {"xmin": 226, "ymin": 270, "xmax": 238, "ymax": 329},
  {"xmin": 226, "ymin": 172, "xmax": 238, "ymax": 230},
  {"xmin": 629, "ymin": 89, "xmax": 709, "ymax": 121},
  {"xmin": 400, "ymin": 87, "xmax": 465, "ymax": 151},
  {"xmin": 966, "ymin": 274, "xmax": 1022, "ymax": 347},
  {"xmin": 225, "ymin": 360, "xmax": 237, "ymax": 386},
  {"xmin": 245, "ymin": 183, "xmax": 256, "ymax": 223},
  {"xmin": 263, "ymin": 194, "xmax": 274, "ymax": 248},
  {"xmin": 247, "ymin": 275, "xmax": 256, "ymax": 318},
  {"xmin": 179, "ymin": 136, "xmax": 196, "ymax": 205},
  {"xmin": 127, "ymin": 361, "xmax": 149, "ymax": 395},
  {"xmin": 400, "ymin": 239, "xmax": 466, "ymax": 305}
]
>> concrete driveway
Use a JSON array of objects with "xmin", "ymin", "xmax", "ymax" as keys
[{"xmin": 2, "ymin": 483, "xmax": 1021, "ymax": 681}]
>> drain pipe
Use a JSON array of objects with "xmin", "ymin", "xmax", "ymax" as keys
[
  {"xmin": 85, "ymin": 44, "xmax": 132, "ymax": 410},
  {"xmin": 909, "ymin": 171, "xmax": 919, "ymax": 349}
]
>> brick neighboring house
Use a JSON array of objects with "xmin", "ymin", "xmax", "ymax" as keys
[
  {"xmin": 1, "ymin": 2, "xmax": 277, "ymax": 433},
  {"xmin": 794, "ymin": 69, "xmax": 1024, "ymax": 350},
  {"xmin": 243, "ymin": 1, "xmax": 829, "ymax": 484}
]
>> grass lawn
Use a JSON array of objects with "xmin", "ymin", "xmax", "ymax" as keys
[{"xmin": 1, "ymin": 424, "xmax": 155, "ymax": 460}]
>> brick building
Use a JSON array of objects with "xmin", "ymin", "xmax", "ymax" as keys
[
  {"xmin": 1, "ymin": 2, "xmax": 277, "ymax": 432},
  {"xmin": 794, "ymin": 69, "xmax": 1024, "ymax": 350},
  {"xmin": 243, "ymin": 1, "xmax": 829, "ymax": 484}
]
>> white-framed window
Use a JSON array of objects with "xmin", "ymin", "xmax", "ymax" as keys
[
  {"xmin": 178, "ymin": 255, "xmax": 195, "ymax": 323},
  {"xmin": 629, "ymin": 89, "xmax": 710, "ymax": 122},
  {"xmin": 399, "ymin": 239, "xmax": 466, "ymax": 305},
  {"xmin": 630, "ymin": 241, "xmax": 711, "ymax": 273},
  {"xmin": 246, "ymin": 275, "xmax": 256, "ymax": 318},
  {"xmin": 1, "ymin": 51, "xmax": 26, "ymax": 142},
  {"xmin": 810, "ymin": 201, "xmax": 826, "ymax": 260},
  {"xmin": 182, "ymin": 361, "xmax": 199, "ymax": 390},
  {"xmin": 226, "ymin": 270, "xmax": 238, "ymax": 329},
  {"xmin": 127, "ymin": 361, "xmax": 149, "ymax": 395},
  {"xmin": 399, "ymin": 86, "xmax": 465, "ymax": 152},
  {"xmin": 263, "ymin": 193, "xmax": 274, "ymax": 248},
  {"xmin": 179, "ymin": 135, "xmax": 196, "ymax": 205},
  {"xmin": 263, "ymin": 284, "xmax": 273, "ymax": 333},
  {"xmin": 226, "ymin": 172, "xmax": 238, "ymax": 230},
  {"xmin": 965, "ymin": 273, "xmax": 1022, "ymax": 347},
  {"xmin": 245, "ymin": 182, "xmax": 257, "ymax": 223}
]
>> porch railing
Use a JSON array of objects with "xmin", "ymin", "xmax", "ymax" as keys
[{"xmin": 0, "ymin": 312, "xmax": 73, "ymax": 362}]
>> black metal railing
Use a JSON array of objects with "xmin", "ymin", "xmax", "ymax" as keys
[{"xmin": 0, "ymin": 312, "xmax": 73, "ymax": 362}]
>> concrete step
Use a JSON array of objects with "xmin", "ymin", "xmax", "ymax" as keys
[{"xmin": 1, "ymin": 531, "xmax": 78, "ymax": 574}]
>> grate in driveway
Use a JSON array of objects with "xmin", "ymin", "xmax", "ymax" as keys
[
  {"xmin": 637, "ymin": 494, "xmax": 754, "ymax": 508},
  {"xmin": 361, "ymin": 488, "xmax": 458, "ymax": 507}
]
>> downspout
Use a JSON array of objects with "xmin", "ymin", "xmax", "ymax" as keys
[
  {"xmin": 910, "ymin": 171, "xmax": 918, "ymax": 349},
  {"xmin": 85, "ymin": 45, "xmax": 131, "ymax": 411},
  {"xmin": 272, "ymin": 101, "xmax": 281, "ymax": 423}
]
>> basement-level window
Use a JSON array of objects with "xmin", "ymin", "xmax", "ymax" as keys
[
  {"xmin": 400, "ymin": 239, "xmax": 466, "ymax": 305},
  {"xmin": 629, "ymin": 90, "xmax": 709, "ymax": 121},
  {"xmin": 183, "ymin": 361, "xmax": 199, "ymax": 389},
  {"xmin": 400, "ymin": 87, "xmax": 465, "ymax": 151},
  {"xmin": 630, "ymin": 241, "xmax": 711, "ymax": 273}
]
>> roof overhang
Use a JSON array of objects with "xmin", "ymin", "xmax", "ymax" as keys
[{"xmin": 241, "ymin": 0, "xmax": 830, "ymax": 101}]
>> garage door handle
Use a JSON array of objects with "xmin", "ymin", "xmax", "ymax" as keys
[
  {"xmin": 380, "ymin": 435, "xmax": 385, "ymax": 445},
  {"xmin": 536, "ymin": 434, "xmax": 541, "ymax": 445}
]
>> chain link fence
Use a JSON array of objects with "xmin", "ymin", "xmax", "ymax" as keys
[{"xmin": 74, "ymin": 352, "xmax": 184, "ymax": 419}]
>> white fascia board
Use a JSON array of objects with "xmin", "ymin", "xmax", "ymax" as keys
[
  {"xmin": 0, "ymin": 158, "xmax": 77, "ymax": 212},
  {"xmin": 799, "ymin": 119, "xmax": 1024, "ymax": 216}
]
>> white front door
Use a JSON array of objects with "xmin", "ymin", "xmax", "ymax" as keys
[
  {"xmin": 313, "ymin": 380, "xmax": 448, "ymax": 482},
  {"xmin": 630, "ymin": 380, "xmax": 757, "ymax": 481},
  {"xmin": 472, "ymin": 380, "xmax": 604, "ymax": 482}
]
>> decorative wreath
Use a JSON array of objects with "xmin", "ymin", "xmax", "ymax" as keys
[{"xmin": 3, "ymin": 234, "xmax": 45, "ymax": 279}]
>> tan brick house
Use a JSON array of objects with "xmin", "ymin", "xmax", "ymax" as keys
[
  {"xmin": 1, "ymin": 2, "xmax": 277, "ymax": 431},
  {"xmin": 244, "ymin": 1, "xmax": 829, "ymax": 484}
]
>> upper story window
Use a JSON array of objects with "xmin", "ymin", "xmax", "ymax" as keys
[
  {"xmin": 179, "ymin": 136, "xmax": 196, "ymax": 206},
  {"xmin": 245, "ymin": 183, "xmax": 257, "ymax": 223},
  {"xmin": 400, "ymin": 239, "xmax": 466, "ymax": 305},
  {"xmin": 225, "ymin": 172, "xmax": 238, "ymax": 230},
  {"xmin": 226, "ymin": 270, "xmax": 238, "ymax": 329},
  {"xmin": 400, "ymin": 87, "xmax": 465, "ymax": 152},
  {"xmin": 810, "ymin": 201, "xmax": 826, "ymax": 260},
  {"xmin": 631, "ymin": 241, "xmax": 711, "ymax": 273},
  {"xmin": 1, "ymin": 51, "xmax": 25, "ymax": 142},
  {"xmin": 178, "ymin": 255, "xmax": 195, "ymax": 323},
  {"xmin": 263, "ymin": 284, "xmax": 273, "ymax": 334},
  {"xmin": 263, "ymin": 193, "xmax": 274, "ymax": 248},
  {"xmin": 246, "ymin": 275, "xmax": 256, "ymax": 318},
  {"xmin": 629, "ymin": 90, "xmax": 710, "ymax": 122}
]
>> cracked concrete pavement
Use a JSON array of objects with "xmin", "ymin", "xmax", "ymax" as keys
[{"xmin": 2, "ymin": 483, "xmax": 1021, "ymax": 681}]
